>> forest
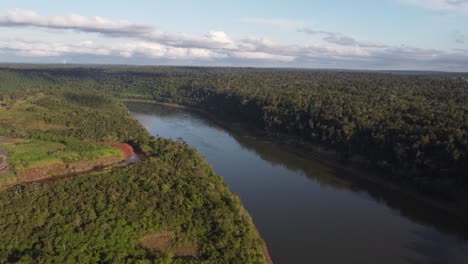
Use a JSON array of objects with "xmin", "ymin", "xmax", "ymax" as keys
[
  {"xmin": 0, "ymin": 81, "xmax": 269, "ymax": 263},
  {"xmin": 1, "ymin": 65, "xmax": 466, "ymax": 199}
]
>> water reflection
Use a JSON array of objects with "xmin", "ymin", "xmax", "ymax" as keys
[
  {"xmin": 234, "ymin": 134, "xmax": 468, "ymax": 240},
  {"xmin": 128, "ymin": 102, "xmax": 468, "ymax": 264}
]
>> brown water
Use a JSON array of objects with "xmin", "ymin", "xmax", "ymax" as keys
[{"xmin": 128, "ymin": 102, "xmax": 468, "ymax": 264}]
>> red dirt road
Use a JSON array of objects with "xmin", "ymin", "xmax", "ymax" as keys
[
  {"xmin": 98, "ymin": 142, "xmax": 135, "ymax": 159},
  {"xmin": 20, "ymin": 142, "xmax": 135, "ymax": 183}
]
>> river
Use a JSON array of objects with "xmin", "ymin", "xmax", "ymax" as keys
[{"xmin": 128, "ymin": 102, "xmax": 468, "ymax": 264}]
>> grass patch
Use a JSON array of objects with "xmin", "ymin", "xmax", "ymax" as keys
[
  {"xmin": 0, "ymin": 98, "xmax": 66, "ymax": 133},
  {"xmin": 0, "ymin": 140, "xmax": 123, "ymax": 170},
  {"xmin": 139, "ymin": 231, "xmax": 199, "ymax": 259}
]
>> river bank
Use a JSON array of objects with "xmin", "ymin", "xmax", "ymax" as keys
[
  {"xmin": 123, "ymin": 99, "xmax": 468, "ymax": 222},
  {"xmin": 128, "ymin": 100, "xmax": 468, "ymax": 263}
]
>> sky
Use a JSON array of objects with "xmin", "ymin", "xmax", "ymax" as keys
[{"xmin": 0, "ymin": 0, "xmax": 467, "ymax": 71}]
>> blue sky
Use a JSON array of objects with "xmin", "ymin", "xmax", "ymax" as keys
[{"xmin": 0, "ymin": 0, "xmax": 467, "ymax": 71}]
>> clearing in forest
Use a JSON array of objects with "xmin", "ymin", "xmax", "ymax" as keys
[{"xmin": 0, "ymin": 138, "xmax": 134, "ymax": 188}]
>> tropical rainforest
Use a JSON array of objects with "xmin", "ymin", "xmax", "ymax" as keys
[
  {"xmin": 0, "ymin": 74, "xmax": 269, "ymax": 263},
  {"xmin": 1, "ymin": 66, "xmax": 466, "ymax": 195},
  {"xmin": 0, "ymin": 64, "xmax": 466, "ymax": 262}
]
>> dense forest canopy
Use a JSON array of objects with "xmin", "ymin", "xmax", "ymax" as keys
[
  {"xmin": 0, "ymin": 81, "xmax": 269, "ymax": 263},
  {"xmin": 0, "ymin": 64, "xmax": 466, "ymax": 262},
  {"xmin": 1, "ymin": 66, "xmax": 466, "ymax": 195}
]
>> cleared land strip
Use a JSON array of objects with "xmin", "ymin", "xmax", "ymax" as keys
[{"xmin": 0, "ymin": 138, "xmax": 135, "ymax": 188}]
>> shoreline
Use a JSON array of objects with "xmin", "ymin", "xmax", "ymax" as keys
[
  {"xmin": 123, "ymin": 99, "xmax": 274, "ymax": 263},
  {"xmin": 123, "ymin": 98, "xmax": 468, "ymax": 222}
]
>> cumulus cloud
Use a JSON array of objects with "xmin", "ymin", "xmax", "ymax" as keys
[
  {"xmin": 115, "ymin": 42, "xmax": 227, "ymax": 60},
  {"xmin": 0, "ymin": 39, "xmax": 226, "ymax": 60},
  {"xmin": 0, "ymin": 9, "xmax": 467, "ymax": 70},
  {"xmin": 0, "ymin": 9, "xmax": 154, "ymax": 36},
  {"xmin": 399, "ymin": 0, "xmax": 468, "ymax": 12},
  {"xmin": 0, "ymin": 9, "xmax": 239, "ymax": 51},
  {"xmin": 231, "ymin": 51, "xmax": 295, "ymax": 61},
  {"xmin": 0, "ymin": 39, "xmax": 111, "ymax": 57}
]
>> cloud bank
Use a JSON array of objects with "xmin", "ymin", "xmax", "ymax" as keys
[{"xmin": 0, "ymin": 9, "xmax": 467, "ymax": 71}]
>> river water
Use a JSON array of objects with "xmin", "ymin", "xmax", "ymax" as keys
[{"xmin": 128, "ymin": 102, "xmax": 468, "ymax": 264}]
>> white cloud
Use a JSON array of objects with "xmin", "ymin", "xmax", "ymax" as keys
[
  {"xmin": 0, "ymin": 39, "xmax": 106, "ymax": 57},
  {"xmin": 232, "ymin": 51, "xmax": 295, "ymax": 61},
  {"xmin": 0, "ymin": 39, "xmax": 225, "ymax": 60},
  {"xmin": 205, "ymin": 31, "xmax": 237, "ymax": 49},
  {"xmin": 0, "ymin": 8, "xmax": 155, "ymax": 35},
  {"xmin": 0, "ymin": 9, "xmax": 467, "ymax": 70},
  {"xmin": 0, "ymin": 9, "xmax": 237, "ymax": 51},
  {"xmin": 114, "ymin": 42, "xmax": 226, "ymax": 60}
]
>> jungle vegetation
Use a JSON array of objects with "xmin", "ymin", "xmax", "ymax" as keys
[
  {"xmin": 0, "ymin": 82, "xmax": 268, "ymax": 263},
  {"xmin": 1, "ymin": 66, "xmax": 465, "ymax": 198},
  {"xmin": 0, "ymin": 139, "xmax": 122, "ymax": 170}
]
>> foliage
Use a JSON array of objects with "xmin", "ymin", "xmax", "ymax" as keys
[
  {"xmin": 0, "ymin": 77, "xmax": 268, "ymax": 263},
  {"xmin": 0, "ymin": 138, "xmax": 266, "ymax": 263},
  {"xmin": 2, "ymin": 66, "xmax": 465, "ymax": 191},
  {"xmin": 0, "ymin": 140, "xmax": 122, "ymax": 169},
  {"xmin": 0, "ymin": 88, "xmax": 149, "ymax": 147}
]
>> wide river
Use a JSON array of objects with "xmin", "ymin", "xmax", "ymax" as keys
[{"xmin": 128, "ymin": 102, "xmax": 468, "ymax": 264}]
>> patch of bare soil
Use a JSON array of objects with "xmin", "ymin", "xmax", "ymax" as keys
[
  {"xmin": 139, "ymin": 231, "xmax": 198, "ymax": 259},
  {"xmin": 98, "ymin": 142, "xmax": 135, "ymax": 159},
  {"xmin": 19, "ymin": 156, "xmax": 123, "ymax": 182}
]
